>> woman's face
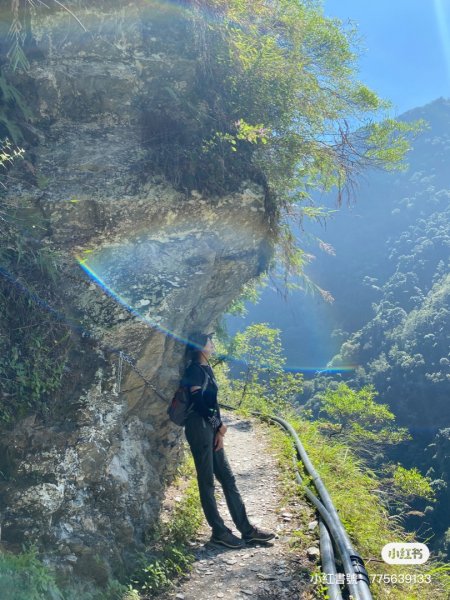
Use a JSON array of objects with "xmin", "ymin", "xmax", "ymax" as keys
[{"xmin": 203, "ymin": 336, "xmax": 215, "ymax": 356}]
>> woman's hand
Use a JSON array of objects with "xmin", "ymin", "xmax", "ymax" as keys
[
  {"xmin": 214, "ymin": 432, "xmax": 224, "ymax": 451},
  {"xmin": 218, "ymin": 423, "xmax": 227, "ymax": 435}
]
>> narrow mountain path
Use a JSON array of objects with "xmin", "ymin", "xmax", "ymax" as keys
[{"xmin": 160, "ymin": 412, "xmax": 321, "ymax": 600}]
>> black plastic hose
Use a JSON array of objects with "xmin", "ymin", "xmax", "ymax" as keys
[
  {"xmin": 319, "ymin": 519, "xmax": 344, "ymax": 600},
  {"xmin": 289, "ymin": 441, "xmax": 343, "ymax": 600},
  {"xmin": 267, "ymin": 413, "xmax": 372, "ymax": 600}
]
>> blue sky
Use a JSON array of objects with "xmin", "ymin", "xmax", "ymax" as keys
[{"xmin": 323, "ymin": 0, "xmax": 450, "ymax": 115}]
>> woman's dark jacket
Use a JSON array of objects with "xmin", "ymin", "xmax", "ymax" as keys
[{"xmin": 183, "ymin": 361, "xmax": 222, "ymax": 432}]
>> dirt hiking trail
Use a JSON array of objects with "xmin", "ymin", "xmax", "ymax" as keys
[{"xmin": 161, "ymin": 412, "xmax": 321, "ymax": 600}]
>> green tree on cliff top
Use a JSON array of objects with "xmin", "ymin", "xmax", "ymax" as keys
[{"xmin": 190, "ymin": 0, "xmax": 423, "ymax": 290}]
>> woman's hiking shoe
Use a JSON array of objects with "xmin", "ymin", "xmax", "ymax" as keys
[
  {"xmin": 210, "ymin": 529, "xmax": 245, "ymax": 549},
  {"xmin": 242, "ymin": 525, "xmax": 275, "ymax": 544}
]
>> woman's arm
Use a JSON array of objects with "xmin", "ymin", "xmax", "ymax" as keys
[
  {"xmin": 187, "ymin": 364, "xmax": 224, "ymax": 431},
  {"xmin": 189, "ymin": 386, "xmax": 224, "ymax": 432},
  {"xmin": 189, "ymin": 386, "xmax": 214, "ymax": 419}
]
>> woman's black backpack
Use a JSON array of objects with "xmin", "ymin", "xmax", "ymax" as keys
[{"xmin": 167, "ymin": 367, "xmax": 209, "ymax": 426}]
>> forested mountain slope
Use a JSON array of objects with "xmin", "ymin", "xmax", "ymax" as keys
[{"xmin": 303, "ymin": 98, "xmax": 450, "ymax": 559}]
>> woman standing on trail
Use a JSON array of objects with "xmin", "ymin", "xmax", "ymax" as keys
[{"xmin": 183, "ymin": 331, "xmax": 275, "ymax": 549}]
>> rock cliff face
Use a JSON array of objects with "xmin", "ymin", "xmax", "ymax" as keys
[{"xmin": 0, "ymin": 1, "xmax": 273, "ymax": 584}]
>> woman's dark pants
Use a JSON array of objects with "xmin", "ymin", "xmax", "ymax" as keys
[{"xmin": 184, "ymin": 411, "xmax": 253, "ymax": 538}]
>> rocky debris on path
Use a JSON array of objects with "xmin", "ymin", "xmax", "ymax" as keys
[{"xmin": 160, "ymin": 413, "xmax": 321, "ymax": 599}]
